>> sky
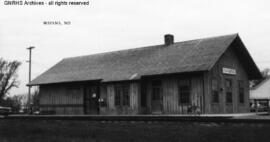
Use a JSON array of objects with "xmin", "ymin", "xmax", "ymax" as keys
[{"xmin": 0, "ymin": 0, "xmax": 270, "ymax": 95}]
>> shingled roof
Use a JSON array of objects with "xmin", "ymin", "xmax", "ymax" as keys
[{"xmin": 29, "ymin": 34, "xmax": 261, "ymax": 85}]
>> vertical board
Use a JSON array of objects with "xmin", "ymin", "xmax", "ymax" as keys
[
  {"xmin": 145, "ymin": 75, "xmax": 204, "ymax": 115},
  {"xmin": 100, "ymin": 82, "xmax": 140, "ymax": 115},
  {"xmin": 208, "ymin": 46, "xmax": 249, "ymax": 113},
  {"xmin": 39, "ymin": 84, "xmax": 84, "ymax": 115}
]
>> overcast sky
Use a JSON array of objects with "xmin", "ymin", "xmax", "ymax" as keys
[{"xmin": 0, "ymin": 0, "xmax": 270, "ymax": 95}]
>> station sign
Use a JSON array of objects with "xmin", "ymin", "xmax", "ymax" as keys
[{"xmin": 222, "ymin": 67, "xmax": 236, "ymax": 75}]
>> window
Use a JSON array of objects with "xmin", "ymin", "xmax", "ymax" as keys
[
  {"xmin": 238, "ymin": 81, "xmax": 244, "ymax": 104},
  {"xmin": 211, "ymin": 79, "xmax": 219, "ymax": 103},
  {"xmin": 67, "ymin": 85, "xmax": 80, "ymax": 95},
  {"xmin": 123, "ymin": 86, "xmax": 130, "ymax": 106},
  {"xmin": 225, "ymin": 79, "xmax": 232, "ymax": 89},
  {"xmin": 152, "ymin": 80, "xmax": 161, "ymax": 101},
  {"xmin": 178, "ymin": 80, "xmax": 191, "ymax": 105},
  {"xmin": 114, "ymin": 84, "xmax": 130, "ymax": 107},
  {"xmin": 225, "ymin": 79, "xmax": 233, "ymax": 104},
  {"xmin": 226, "ymin": 92, "xmax": 232, "ymax": 103},
  {"xmin": 115, "ymin": 86, "xmax": 121, "ymax": 106},
  {"xmin": 141, "ymin": 82, "xmax": 147, "ymax": 107}
]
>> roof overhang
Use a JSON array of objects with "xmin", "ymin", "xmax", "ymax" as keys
[{"xmin": 232, "ymin": 35, "xmax": 262, "ymax": 80}]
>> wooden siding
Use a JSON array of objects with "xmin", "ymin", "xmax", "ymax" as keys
[
  {"xmin": 144, "ymin": 75, "xmax": 204, "ymax": 114},
  {"xmin": 39, "ymin": 84, "xmax": 84, "ymax": 115},
  {"xmin": 38, "ymin": 43, "xmax": 250, "ymax": 115},
  {"xmin": 99, "ymin": 82, "xmax": 140, "ymax": 115},
  {"xmin": 207, "ymin": 45, "xmax": 249, "ymax": 113}
]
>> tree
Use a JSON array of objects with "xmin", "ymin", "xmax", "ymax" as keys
[
  {"xmin": 0, "ymin": 58, "xmax": 21, "ymax": 101},
  {"xmin": 261, "ymin": 68, "xmax": 270, "ymax": 78},
  {"xmin": 30, "ymin": 89, "xmax": 40, "ymax": 112},
  {"xmin": 32, "ymin": 89, "xmax": 40, "ymax": 107},
  {"xmin": 1, "ymin": 95, "xmax": 23, "ymax": 112}
]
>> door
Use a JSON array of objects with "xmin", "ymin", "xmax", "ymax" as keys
[
  {"xmin": 151, "ymin": 80, "xmax": 162, "ymax": 114},
  {"xmin": 85, "ymin": 85, "xmax": 99, "ymax": 115},
  {"xmin": 225, "ymin": 78, "xmax": 233, "ymax": 113}
]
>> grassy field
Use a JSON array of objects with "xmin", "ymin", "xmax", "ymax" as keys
[{"xmin": 0, "ymin": 119, "xmax": 270, "ymax": 142}]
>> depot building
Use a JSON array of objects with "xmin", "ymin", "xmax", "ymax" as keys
[{"xmin": 28, "ymin": 34, "xmax": 262, "ymax": 115}]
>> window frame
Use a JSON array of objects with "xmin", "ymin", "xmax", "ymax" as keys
[
  {"xmin": 238, "ymin": 81, "xmax": 245, "ymax": 104},
  {"xmin": 225, "ymin": 78, "xmax": 233, "ymax": 104},
  {"xmin": 114, "ymin": 84, "xmax": 130, "ymax": 107},
  {"xmin": 114, "ymin": 85, "xmax": 121, "ymax": 106},
  {"xmin": 122, "ymin": 85, "xmax": 130, "ymax": 106},
  {"xmin": 178, "ymin": 79, "xmax": 191, "ymax": 105},
  {"xmin": 152, "ymin": 80, "xmax": 162, "ymax": 101},
  {"xmin": 211, "ymin": 78, "xmax": 219, "ymax": 103}
]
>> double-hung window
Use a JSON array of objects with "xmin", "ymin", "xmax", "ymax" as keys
[
  {"xmin": 178, "ymin": 80, "xmax": 191, "ymax": 105},
  {"xmin": 225, "ymin": 79, "xmax": 233, "ymax": 104},
  {"xmin": 115, "ymin": 84, "xmax": 130, "ymax": 107},
  {"xmin": 211, "ymin": 79, "xmax": 219, "ymax": 103},
  {"xmin": 238, "ymin": 81, "xmax": 244, "ymax": 104}
]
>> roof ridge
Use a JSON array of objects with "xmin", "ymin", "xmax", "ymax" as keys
[
  {"xmin": 206, "ymin": 33, "xmax": 239, "ymax": 71},
  {"xmin": 64, "ymin": 33, "xmax": 239, "ymax": 60},
  {"xmin": 29, "ymin": 33, "xmax": 246, "ymax": 85},
  {"xmin": 64, "ymin": 44, "xmax": 164, "ymax": 60}
]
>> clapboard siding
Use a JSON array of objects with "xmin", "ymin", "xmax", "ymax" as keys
[{"xmin": 39, "ymin": 84, "xmax": 84, "ymax": 115}]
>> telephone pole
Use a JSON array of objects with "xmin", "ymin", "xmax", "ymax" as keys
[{"xmin": 27, "ymin": 46, "xmax": 35, "ymax": 111}]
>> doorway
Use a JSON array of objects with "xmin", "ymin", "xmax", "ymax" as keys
[
  {"xmin": 225, "ymin": 78, "xmax": 233, "ymax": 113},
  {"xmin": 84, "ymin": 85, "xmax": 99, "ymax": 115},
  {"xmin": 151, "ymin": 80, "xmax": 162, "ymax": 114}
]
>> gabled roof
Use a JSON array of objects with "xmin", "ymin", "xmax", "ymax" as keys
[
  {"xmin": 29, "ymin": 34, "xmax": 262, "ymax": 85},
  {"xmin": 250, "ymin": 77, "xmax": 270, "ymax": 99},
  {"xmin": 250, "ymin": 77, "xmax": 270, "ymax": 90}
]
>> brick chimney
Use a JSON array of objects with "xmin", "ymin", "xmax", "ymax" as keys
[{"xmin": 164, "ymin": 34, "xmax": 174, "ymax": 46}]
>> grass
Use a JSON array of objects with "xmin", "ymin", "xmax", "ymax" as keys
[{"xmin": 0, "ymin": 119, "xmax": 270, "ymax": 142}]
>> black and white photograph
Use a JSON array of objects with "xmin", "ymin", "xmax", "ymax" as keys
[{"xmin": 1, "ymin": 0, "xmax": 270, "ymax": 141}]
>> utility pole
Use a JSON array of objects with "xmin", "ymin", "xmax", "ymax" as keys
[{"xmin": 27, "ymin": 46, "xmax": 35, "ymax": 112}]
